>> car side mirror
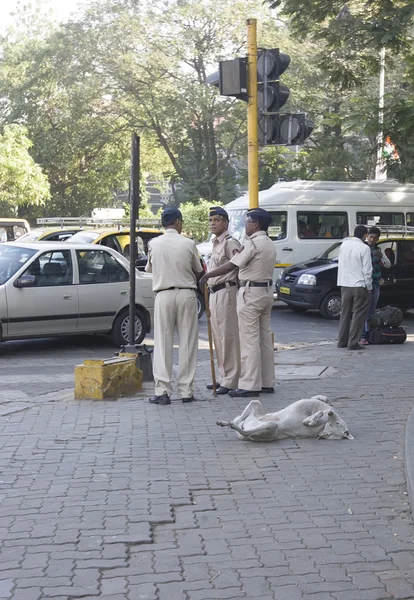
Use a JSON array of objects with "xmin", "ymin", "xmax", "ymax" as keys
[{"xmin": 14, "ymin": 274, "xmax": 36, "ymax": 288}]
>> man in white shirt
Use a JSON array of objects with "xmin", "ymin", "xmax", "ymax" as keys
[{"xmin": 337, "ymin": 225, "xmax": 373, "ymax": 350}]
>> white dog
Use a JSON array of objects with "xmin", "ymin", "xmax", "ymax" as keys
[{"xmin": 217, "ymin": 395, "xmax": 353, "ymax": 442}]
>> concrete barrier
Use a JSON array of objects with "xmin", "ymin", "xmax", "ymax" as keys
[{"xmin": 74, "ymin": 355, "xmax": 143, "ymax": 400}]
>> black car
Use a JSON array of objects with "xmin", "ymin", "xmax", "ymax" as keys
[{"xmin": 276, "ymin": 237, "xmax": 414, "ymax": 319}]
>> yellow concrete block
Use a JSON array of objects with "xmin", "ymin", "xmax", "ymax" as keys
[{"xmin": 74, "ymin": 356, "xmax": 143, "ymax": 400}]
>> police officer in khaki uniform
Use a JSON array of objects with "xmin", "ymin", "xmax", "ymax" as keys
[
  {"xmin": 146, "ymin": 207, "xmax": 203, "ymax": 405},
  {"xmin": 200, "ymin": 208, "xmax": 276, "ymax": 398},
  {"xmin": 206, "ymin": 206, "xmax": 241, "ymax": 395}
]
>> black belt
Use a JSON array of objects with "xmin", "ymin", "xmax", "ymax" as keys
[
  {"xmin": 157, "ymin": 287, "xmax": 196, "ymax": 292},
  {"xmin": 209, "ymin": 281, "xmax": 237, "ymax": 294},
  {"xmin": 240, "ymin": 281, "xmax": 272, "ymax": 287}
]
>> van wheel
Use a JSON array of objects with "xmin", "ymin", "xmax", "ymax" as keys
[
  {"xmin": 111, "ymin": 307, "xmax": 146, "ymax": 346},
  {"xmin": 291, "ymin": 306, "xmax": 308, "ymax": 314},
  {"xmin": 320, "ymin": 291, "xmax": 341, "ymax": 320}
]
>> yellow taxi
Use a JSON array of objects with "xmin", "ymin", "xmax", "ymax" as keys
[
  {"xmin": 18, "ymin": 227, "xmax": 82, "ymax": 243},
  {"xmin": 69, "ymin": 227, "xmax": 163, "ymax": 261}
]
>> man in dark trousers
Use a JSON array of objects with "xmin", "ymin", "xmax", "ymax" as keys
[
  {"xmin": 337, "ymin": 225, "xmax": 372, "ymax": 350},
  {"xmin": 360, "ymin": 226, "xmax": 391, "ymax": 344}
]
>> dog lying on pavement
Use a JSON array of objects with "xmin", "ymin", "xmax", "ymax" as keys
[{"xmin": 216, "ymin": 395, "xmax": 353, "ymax": 442}]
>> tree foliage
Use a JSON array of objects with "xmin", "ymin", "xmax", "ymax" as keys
[
  {"xmin": 180, "ymin": 200, "xmax": 223, "ymax": 242},
  {"xmin": 0, "ymin": 124, "xmax": 50, "ymax": 214}
]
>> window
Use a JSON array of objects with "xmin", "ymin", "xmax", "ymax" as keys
[
  {"xmin": 400, "ymin": 241, "xmax": 414, "ymax": 267},
  {"xmin": 357, "ymin": 213, "xmax": 404, "ymax": 226},
  {"xmin": 267, "ymin": 212, "xmax": 287, "ymax": 240},
  {"xmin": 23, "ymin": 250, "xmax": 72, "ymax": 287},
  {"xmin": 227, "ymin": 209, "xmax": 248, "ymax": 242},
  {"xmin": 378, "ymin": 241, "xmax": 397, "ymax": 267},
  {"xmin": 406, "ymin": 213, "xmax": 414, "ymax": 227},
  {"xmin": 99, "ymin": 234, "xmax": 122, "ymax": 252},
  {"xmin": 0, "ymin": 245, "xmax": 37, "ymax": 284},
  {"xmin": 297, "ymin": 212, "xmax": 348, "ymax": 239},
  {"xmin": 76, "ymin": 249, "xmax": 129, "ymax": 284}
]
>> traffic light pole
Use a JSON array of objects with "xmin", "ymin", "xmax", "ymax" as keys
[{"xmin": 247, "ymin": 18, "xmax": 259, "ymax": 209}]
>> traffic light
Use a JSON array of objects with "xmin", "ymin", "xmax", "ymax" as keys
[
  {"xmin": 257, "ymin": 48, "xmax": 313, "ymax": 146},
  {"xmin": 206, "ymin": 59, "xmax": 248, "ymax": 101}
]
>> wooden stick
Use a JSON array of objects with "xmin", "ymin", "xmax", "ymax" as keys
[{"xmin": 204, "ymin": 284, "xmax": 217, "ymax": 397}]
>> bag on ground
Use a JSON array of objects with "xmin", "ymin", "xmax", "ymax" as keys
[
  {"xmin": 366, "ymin": 326, "xmax": 407, "ymax": 345},
  {"xmin": 368, "ymin": 305, "xmax": 403, "ymax": 329}
]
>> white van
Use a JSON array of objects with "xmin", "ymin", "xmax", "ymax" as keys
[{"xmin": 198, "ymin": 180, "xmax": 414, "ymax": 279}]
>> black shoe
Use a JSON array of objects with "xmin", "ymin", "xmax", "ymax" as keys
[
  {"xmin": 149, "ymin": 393, "xmax": 170, "ymax": 405},
  {"xmin": 182, "ymin": 396, "xmax": 195, "ymax": 403},
  {"xmin": 261, "ymin": 387, "xmax": 274, "ymax": 394},
  {"xmin": 337, "ymin": 344, "xmax": 347, "ymax": 348},
  {"xmin": 207, "ymin": 383, "xmax": 220, "ymax": 390},
  {"xmin": 228, "ymin": 388, "xmax": 260, "ymax": 398},
  {"xmin": 216, "ymin": 386, "xmax": 231, "ymax": 395},
  {"xmin": 348, "ymin": 344, "xmax": 365, "ymax": 350}
]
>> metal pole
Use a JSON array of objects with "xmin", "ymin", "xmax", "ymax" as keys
[
  {"xmin": 247, "ymin": 18, "xmax": 259, "ymax": 209},
  {"xmin": 375, "ymin": 46, "xmax": 386, "ymax": 180},
  {"xmin": 128, "ymin": 133, "xmax": 139, "ymax": 346}
]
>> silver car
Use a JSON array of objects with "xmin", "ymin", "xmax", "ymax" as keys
[{"xmin": 0, "ymin": 242, "xmax": 154, "ymax": 345}]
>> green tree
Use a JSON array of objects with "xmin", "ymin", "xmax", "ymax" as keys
[
  {"xmin": 261, "ymin": 0, "xmax": 414, "ymax": 182},
  {"xmin": 0, "ymin": 10, "xmax": 172, "ymax": 217},
  {"xmin": 180, "ymin": 200, "xmax": 223, "ymax": 242},
  {"xmin": 0, "ymin": 124, "xmax": 50, "ymax": 215}
]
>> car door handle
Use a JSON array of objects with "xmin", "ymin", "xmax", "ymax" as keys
[
  {"xmin": 120, "ymin": 290, "xmax": 128, "ymax": 295},
  {"xmin": 63, "ymin": 295, "xmax": 72, "ymax": 300},
  {"xmin": 282, "ymin": 247, "xmax": 293, "ymax": 251}
]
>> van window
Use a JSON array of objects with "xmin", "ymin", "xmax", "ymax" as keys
[
  {"xmin": 0, "ymin": 221, "xmax": 30, "ymax": 242},
  {"xmin": 297, "ymin": 212, "xmax": 348, "ymax": 239},
  {"xmin": 227, "ymin": 209, "xmax": 247, "ymax": 242},
  {"xmin": 378, "ymin": 241, "xmax": 397, "ymax": 267},
  {"xmin": 268, "ymin": 212, "xmax": 287, "ymax": 240},
  {"xmin": 406, "ymin": 214, "xmax": 414, "ymax": 227},
  {"xmin": 357, "ymin": 213, "xmax": 404, "ymax": 226}
]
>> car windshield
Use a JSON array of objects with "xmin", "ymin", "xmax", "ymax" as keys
[
  {"xmin": 18, "ymin": 230, "xmax": 45, "ymax": 242},
  {"xmin": 320, "ymin": 242, "xmax": 342, "ymax": 260},
  {"xmin": 226, "ymin": 209, "xmax": 248, "ymax": 242},
  {"xmin": 70, "ymin": 231, "xmax": 101, "ymax": 244},
  {"xmin": 0, "ymin": 245, "xmax": 37, "ymax": 284}
]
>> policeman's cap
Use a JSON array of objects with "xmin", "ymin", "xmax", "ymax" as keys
[
  {"xmin": 209, "ymin": 206, "xmax": 229, "ymax": 220},
  {"xmin": 161, "ymin": 207, "xmax": 182, "ymax": 227},
  {"xmin": 247, "ymin": 208, "xmax": 273, "ymax": 229}
]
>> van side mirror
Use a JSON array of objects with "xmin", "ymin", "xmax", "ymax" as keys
[{"xmin": 14, "ymin": 274, "xmax": 36, "ymax": 288}]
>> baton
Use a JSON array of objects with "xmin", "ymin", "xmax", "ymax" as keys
[{"xmin": 204, "ymin": 284, "xmax": 217, "ymax": 397}]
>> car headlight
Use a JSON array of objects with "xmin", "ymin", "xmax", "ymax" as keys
[
  {"xmin": 297, "ymin": 274, "xmax": 317, "ymax": 286},
  {"xmin": 277, "ymin": 269, "xmax": 284, "ymax": 280}
]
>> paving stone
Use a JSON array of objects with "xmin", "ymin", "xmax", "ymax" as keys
[{"xmin": 0, "ymin": 579, "xmax": 13, "ymax": 599}]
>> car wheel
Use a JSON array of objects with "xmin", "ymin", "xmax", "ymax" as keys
[
  {"xmin": 196, "ymin": 291, "xmax": 205, "ymax": 319},
  {"xmin": 111, "ymin": 307, "xmax": 146, "ymax": 346},
  {"xmin": 291, "ymin": 306, "xmax": 308, "ymax": 314},
  {"xmin": 320, "ymin": 291, "xmax": 341, "ymax": 320}
]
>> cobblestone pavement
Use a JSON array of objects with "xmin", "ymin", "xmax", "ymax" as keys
[{"xmin": 0, "ymin": 339, "xmax": 414, "ymax": 599}]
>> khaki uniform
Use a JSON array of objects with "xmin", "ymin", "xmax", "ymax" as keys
[
  {"xmin": 146, "ymin": 229, "xmax": 203, "ymax": 398},
  {"xmin": 208, "ymin": 231, "xmax": 241, "ymax": 389},
  {"xmin": 230, "ymin": 231, "xmax": 276, "ymax": 391}
]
